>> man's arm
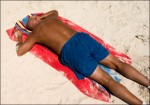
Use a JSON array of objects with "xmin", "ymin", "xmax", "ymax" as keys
[
  {"xmin": 14, "ymin": 29, "xmax": 36, "ymax": 56},
  {"xmin": 37, "ymin": 10, "xmax": 58, "ymax": 20}
]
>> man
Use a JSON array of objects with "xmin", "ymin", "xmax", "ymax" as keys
[{"xmin": 14, "ymin": 10, "xmax": 149, "ymax": 104}]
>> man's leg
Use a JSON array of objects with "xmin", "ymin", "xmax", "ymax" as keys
[
  {"xmin": 90, "ymin": 66, "xmax": 142, "ymax": 104},
  {"xmin": 99, "ymin": 54, "xmax": 150, "ymax": 87}
]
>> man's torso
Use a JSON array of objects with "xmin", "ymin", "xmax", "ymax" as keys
[{"xmin": 31, "ymin": 15, "xmax": 77, "ymax": 55}]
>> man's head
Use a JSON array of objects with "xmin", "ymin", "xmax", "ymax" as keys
[{"xmin": 26, "ymin": 16, "xmax": 41, "ymax": 31}]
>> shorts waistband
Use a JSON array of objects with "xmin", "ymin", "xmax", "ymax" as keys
[{"xmin": 60, "ymin": 32, "xmax": 81, "ymax": 55}]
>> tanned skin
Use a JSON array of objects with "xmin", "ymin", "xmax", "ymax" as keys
[
  {"xmin": 15, "ymin": 10, "xmax": 77, "ymax": 55},
  {"xmin": 14, "ymin": 10, "xmax": 150, "ymax": 105}
]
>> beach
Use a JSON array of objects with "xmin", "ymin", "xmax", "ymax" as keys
[{"xmin": 1, "ymin": 1, "xmax": 149, "ymax": 104}]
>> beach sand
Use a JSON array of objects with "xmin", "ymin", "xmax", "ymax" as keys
[{"xmin": 1, "ymin": 1, "xmax": 149, "ymax": 104}]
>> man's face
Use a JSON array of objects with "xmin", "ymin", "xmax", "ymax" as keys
[{"xmin": 26, "ymin": 16, "xmax": 41, "ymax": 31}]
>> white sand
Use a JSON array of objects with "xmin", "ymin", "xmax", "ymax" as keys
[{"xmin": 1, "ymin": 1, "xmax": 149, "ymax": 104}]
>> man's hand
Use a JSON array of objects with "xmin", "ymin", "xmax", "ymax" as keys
[
  {"xmin": 14, "ymin": 29, "xmax": 24, "ymax": 53},
  {"xmin": 14, "ymin": 29, "xmax": 23, "ymax": 46},
  {"xmin": 14, "ymin": 29, "xmax": 36, "ymax": 56},
  {"xmin": 14, "ymin": 28, "xmax": 23, "ymax": 40},
  {"xmin": 14, "ymin": 29, "xmax": 34, "ymax": 56}
]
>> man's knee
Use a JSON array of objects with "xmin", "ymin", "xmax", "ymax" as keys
[
  {"xmin": 101, "ymin": 76, "xmax": 115, "ymax": 87},
  {"xmin": 90, "ymin": 66, "xmax": 115, "ymax": 87}
]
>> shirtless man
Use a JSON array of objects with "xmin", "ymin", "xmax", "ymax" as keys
[{"xmin": 14, "ymin": 10, "xmax": 150, "ymax": 104}]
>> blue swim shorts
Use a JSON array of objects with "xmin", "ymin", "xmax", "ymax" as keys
[{"xmin": 59, "ymin": 32, "xmax": 109, "ymax": 79}]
